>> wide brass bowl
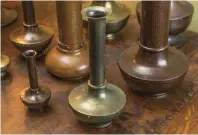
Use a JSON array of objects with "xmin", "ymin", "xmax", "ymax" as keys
[
  {"xmin": 118, "ymin": 45, "xmax": 189, "ymax": 98},
  {"xmin": 9, "ymin": 25, "xmax": 54, "ymax": 56},
  {"xmin": 82, "ymin": 1, "xmax": 131, "ymax": 40},
  {"xmin": 1, "ymin": 55, "xmax": 10, "ymax": 78},
  {"xmin": 1, "ymin": 7, "xmax": 17, "ymax": 27},
  {"xmin": 69, "ymin": 83, "xmax": 126, "ymax": 128}
]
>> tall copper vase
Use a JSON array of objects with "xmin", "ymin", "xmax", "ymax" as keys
[
  {"xmin": 9, "ymin": 1, "xmax": 54, "ymax": 57},
  {"xmin": 118, "ymin": 1, "xmax": 189, "ymax": 98},
  {"xmin": 45, "ymin": 1, "xmax": 89, "ymax": 79},
  {"xmin": 69, "ymin": 6, "xmax": 126, "ymax": 128}
]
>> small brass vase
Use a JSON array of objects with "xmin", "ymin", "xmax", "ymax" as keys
[
  {"xmin": 1, "ymin": 55, "xmax": 10, "ymax": 78},
  {"xmin": 9, "ymin": 1, "xmax": 54, "ymax": 57},
  {"xmin": 82, "ymin": 1, "xmax": 131, "ymax": 40},
  {"xmin": 45, "ymin": 1, "xmax": 89, "ymax": 79},
  {"xmin": 20, "ymin": 50, "xmax": 51, "ymax": 111},
  {"xmin": 118, "ymin": 1, "xmax": 189, "ymax": 98},
  {"xmin": 136, "ymin": 0, "xmax": 194, "ymax": 48},
  {"xmin": 1, "ymin": 7, "xmax": 17, "ymax": 27},
  {"xmin": 69, "ymin": 6, "xmax": 126, "ymax": 128}
]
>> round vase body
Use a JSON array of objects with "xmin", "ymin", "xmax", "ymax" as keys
[
  {"xmin": 118, "ymin": 45, "xmax": 189, "ymax": 98},
  {"xmin": 10, "ymin": 25, "xmax": 54, "ymax": 56},
  {"xmin": 45, "ymin": 45, "xmax": 89, "ymax": 79}
]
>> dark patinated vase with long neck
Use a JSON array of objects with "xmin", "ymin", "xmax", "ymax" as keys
[
  {"xmin": 68, "ymin": 6, "xmax": 126, "ymax": 128},
  {"xmin": 118, "ymin": 1, "xmax": 189, "ymax": 98}
]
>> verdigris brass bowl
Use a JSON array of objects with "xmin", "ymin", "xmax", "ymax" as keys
[
  {"xmin": 136, "ymin": 1, "xmax": 194, "ymax": 47},
  {"xmin": 82, "ymin": 1, "xmax": 131, "ymax": 40},
  {"xmin": 1, "ymin": 55, "xmax": 10, "ymax": 78},
  {"xmin": 1, "ymin": 7, "xmax": 17, "ymax": 27}
]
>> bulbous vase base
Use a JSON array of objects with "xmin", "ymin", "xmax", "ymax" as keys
[
  {"xmin": 45, "ymin": 45, "xmax": 89, "ymax": 80},
  {"xmin": 118, "ymin": 44, "xmax": 189, "ymax": 98},
  {"xmin": 9, "ymin": 25, "xmax": 53, "ymax": 57},
  {"xmin": 20, "ymin": 86, "xmax": 51, "ymax": 111},
  {"xmin": 68, "ymin": 83, "xmax": 126, "ymax": 128}
]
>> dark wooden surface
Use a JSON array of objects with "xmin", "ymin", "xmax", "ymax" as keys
[{"xmin": 1, "ymin": 1, "xmax": 198, "ymax": 134}]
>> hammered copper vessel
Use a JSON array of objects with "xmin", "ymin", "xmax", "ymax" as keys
[
  {"xmin": 9, "ymin": 1, "xmax": 54, "ymax": 57},
  {"xmin": 136, "ymin": 0, "xmax": 194, "ymax": 48},
  {"xmin": 1, "ymin": 55, "xmax": 10, "ymax": 78},
  {"xmin": 82, "ymin": 1, "xmax": 131, "ymax": 40},
  {"xmin": 1, "ymin": 7, "xmax": 17, "ymax": 27},
  {"xmin": 69, "ymin": 6, "xmax": 126, "ymax": 128},
  {"xmin": 45, "ymin": 1, "xmax": 89, "ymax": 79},
  {"xmin": 20, "ymin": 50, "xmax": 51, "ymax": 110},
  {"xmin": 118, "ymin": 1, "xmax": 189, "ymax": 98}
]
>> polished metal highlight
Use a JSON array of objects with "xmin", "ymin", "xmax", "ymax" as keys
[
  {"xmin": 118, "ymin": 1, "xmax": 189, "ymax": 98},
  {"xmin": 1, "ymin": 7, "xmax": 17, "ymax": 27},
  {"xmin": 9, "ymin": 1, "xmax": 54, "ymax": 57},
  {"xmin": 136, "ymin": 0, "xmax": 194, "ymax": 48},
  {"xmin": 82, "ymin": 1, "xmax": 131, "ymax": 40},
  {"xmin": 69, "ymin": 6, "xmax": 126, "ymax": 128},
  {"xmin": 45, "ymin": 1, "xmax": 89, "ymax": 79},
  {"xmin": 20, "ymin": 50, "xmax": 51, "ymax": 111},
  {"xmin": 1, "ymin": 55, "xmax": 10, "ymax": 78}
]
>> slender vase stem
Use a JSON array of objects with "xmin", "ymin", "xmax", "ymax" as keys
[
  {"xmin": 56, "ymin": 1, "xmax": 83, "ymax": 51},
  {"xmin": 23, "ymin": 50, "xmax": 39, "ymax": 91},
  {"xmin": 22, "ymin": 1, "xmax": 36, "ymax": 26},
  {"xmin": 87, "ymin": 12, "xmax": 106, "ymax": 86},
  {"xmin": 140, "ymin": 1, "xmax": 170, "ymax": 51}
]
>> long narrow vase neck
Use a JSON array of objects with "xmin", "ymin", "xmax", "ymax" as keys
[
  {"xmin": 140, "ymin": 1, "xmax": 170, "ymax": 52},
  {"xmin": 56, "ymin": 1, "xmax": 83, "ymax": 51},
  {"xmin": 22, "ymin": 1, "xmax": 37, "ymax": 27}
]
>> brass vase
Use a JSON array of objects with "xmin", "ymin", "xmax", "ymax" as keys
[
  {"xmin": 82, "ymin": 0, "xmax": 131, "ymax": 40},
  {"xmin": 118, "ymin": 1, "xmax": 189, "ymax": 98},
  {"xmin": 136, "ymin": 0, "xmax": 194, "ymax": 48},
  {"xmin": 69, "ymin": 6, "xmax": 126, "ymax": 128},
  {"xmin": 20, "ymin": 50, "xmax": 51, "ymax": 111},
  {"xmin": 1, "ymin": 7, "xmax": 17, "ymax": 27},
  {"xmin": 45, "ymin": 1, "xmax": 89, "ymax": 79},
  {"xmin": 9, "ymin": 1, "xmax": 54, "ymax": 57},
  {"xmin": 1, "ymin": 55, "xmax": 10, "ymax": 78}
]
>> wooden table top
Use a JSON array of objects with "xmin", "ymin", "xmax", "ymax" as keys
[{"xmin": 1, "ymin": 1, "xmax": 198, "ymax": 134}]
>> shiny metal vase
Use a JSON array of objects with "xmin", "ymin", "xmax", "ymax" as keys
[
  {"xmin": 118, "ymin": 1, "xmax": 189, "ymax": 98},
  {"xmin": 136, "ymin": 0, "xmax": 194, "ymax": 48},
  {"xmin": 69, "ymin": 6, "xmax": 126, "ymax": 128},
  {"xmin": 20, "ymin": 50, "xmax": 51, "ymax": 111},
  {"xmin": 1, "ymin": 6, "xmax": 17, "ymax": 27},
  {"xmin": 9, "ymin": 1, "xmax": 54, "ymax": 57},
  {"xmin": 82, "ymin": 1, "xmax": 131, "ymax": 40},
  {"xmin": 45, "ymin": 1, "xmax": 89, "ymax": 79}
]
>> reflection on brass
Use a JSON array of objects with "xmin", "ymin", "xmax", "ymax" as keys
[
  {"xmin": 1, "ymin": 55, "xmax": 10, "ymax": 78},
  {"xmin": 82, "ymin": 1, "xmax": 131, "ymax": 40},
  {"xmin": 1, "ymin": 7, "xmax": 17, "ymax": 27},
  {"xmin": 136, "ymin": 0, "xmax": 194, "ymax": 48},
  {"xmin": 20, "ymin": 50, "xmax": 51, "ymax": 111},
  {"xmin": 45, "ymin": 1, "xmax": 89, "ymax": 79},
  {"xmin": 118, "ymin": 1, "xmax": 189, "ymax": 98},
  {"xmin": 9, "ymin": 1, "xmax": 54, "ymax": 57},
  {"xmin": 69, "ymin": 6, "xmax": 126, "ymax": 128}
]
